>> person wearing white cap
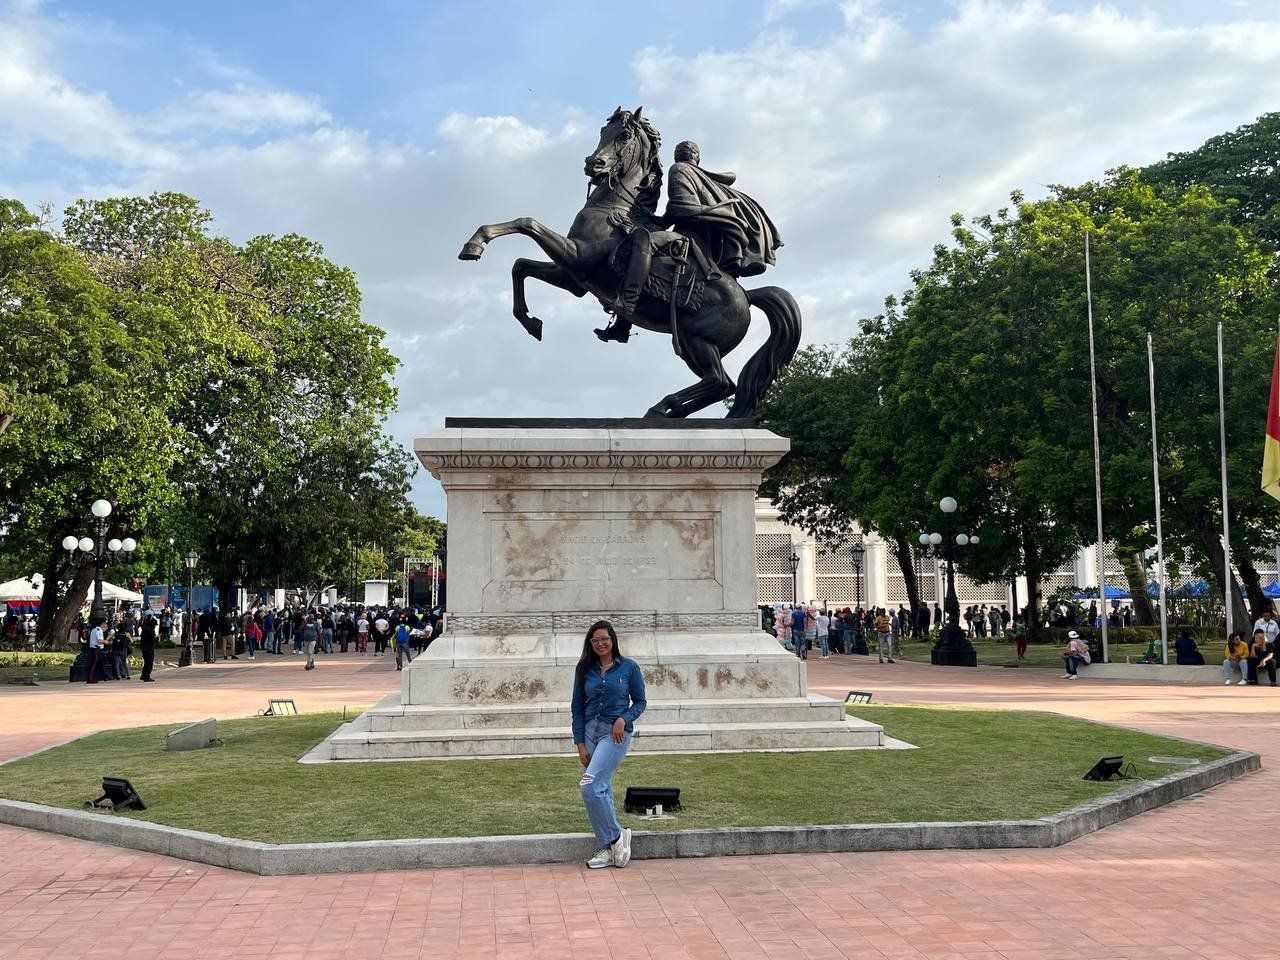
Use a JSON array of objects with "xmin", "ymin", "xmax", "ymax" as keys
[{"xmin": 1061, "ymin": 630, "xmax": 1091, "ymax": 679}]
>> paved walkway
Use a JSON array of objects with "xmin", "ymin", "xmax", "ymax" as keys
[{"xmin": 0, "ymin": 652, "xmax": 1275, "ymax": 959}]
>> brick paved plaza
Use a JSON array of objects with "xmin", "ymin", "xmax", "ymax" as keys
[{"xmin": 0, "ymin": 653, "xmax": 1274, "ymax": 960}]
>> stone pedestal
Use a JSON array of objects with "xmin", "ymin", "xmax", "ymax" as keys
[{"xmin": 327, "ymin": 419, "xmax": 882, "ymax": 760}]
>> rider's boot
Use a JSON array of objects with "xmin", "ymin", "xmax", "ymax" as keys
[{"xmin": 595, "ymin": 313, "xmax": 633, "ymax": 342}]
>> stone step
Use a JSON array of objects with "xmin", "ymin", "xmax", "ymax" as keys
[
  {"xmin": 329, "ymin": 717, "xmax": 884, "ymax": 760},
  {"xmin": 365, "ymin": 696, "xmax": 846, "ymax": 732}
]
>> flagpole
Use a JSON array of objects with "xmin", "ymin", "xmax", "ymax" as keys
[
  {"xmin": 1084, "ymin": 232, "xmax": 1108, "ymax": 662},
  {"xmin": 1218, "ymin": 321, "xmax": 1233, "ymax": 640},
  {"xmin": 1147, "ymin": 332, "xmax": 1168, "ymax": 664}
]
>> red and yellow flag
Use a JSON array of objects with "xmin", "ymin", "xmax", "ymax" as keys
[{"xmin": 1264, "ymin": 336, "xmax": 1280, "ymax": 502}]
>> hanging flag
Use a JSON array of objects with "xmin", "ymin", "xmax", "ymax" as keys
[{"xmin": 1264, "ymin": 335, "xmax": 1280, "ymax": 502}]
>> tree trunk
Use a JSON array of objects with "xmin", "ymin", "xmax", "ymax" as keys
[
  {"xmin": 1182, "ymin": 507, "xmax": 1248, "ymax": 635},
  {"xmin": 37, "ymin": 560, "xmax": 95, "ymax": 648},
  {"xmin": 1236, "ymin": 554, "xmax": 1267, "ymax": 622},
  {"xmin": 1021, "ymin": 530, "xmax": 1043, "ymax": 642},
  {"xmin": 892, "ymin": 538, "xmax": 922, "ymax": 635},
  {"xmin": 1117, "ymin": 546, "xmax": 1155, "ymax": 626}
]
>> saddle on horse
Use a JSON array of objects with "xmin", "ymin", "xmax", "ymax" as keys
[{"xmin": 595, "ymin": 226, "xmax": 718, "ymax": 344}]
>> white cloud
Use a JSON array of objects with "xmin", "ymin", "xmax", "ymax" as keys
[
  {"xmin": 0, "ymin": 16, "xmax": 176, "ymax": 167},
  {"xmin": 156, "ymin": 84, "xmax": 331, "ymax": 135},
  {"xmin": 437, "ymin": 113, "xmax": 552, "ymax": 158}
]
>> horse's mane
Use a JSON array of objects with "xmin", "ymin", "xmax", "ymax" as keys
[{"xmin": 606, "ymin": 107, "xmax": 664, "ymax": 224}]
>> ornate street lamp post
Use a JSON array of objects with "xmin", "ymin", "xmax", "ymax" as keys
[
  {"xmin": 61, "ymin": 498, "xmax": 136, "ymax": 625},
  {"xmin": 919, "ymin": 496, "xmax": 980, "ymax": 668},
  {"xmin": 179, "ymin": 550, "xmax": 199, "ymax": 667},
  {"xmin": 166, "ymin": 537, "xmax": 175, "ymax": 607},
  {"xmin": 788, "ymin": 548, "xmax": 800, "ymax": 605},
  {"xmin": 849, "ymin": 535, "xmax": 867, "ymax": 654},
  {"xmin": 850, "ymin": 537, "xmax": 865, "ymax": 611}
]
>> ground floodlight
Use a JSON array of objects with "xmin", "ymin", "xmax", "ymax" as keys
[
  {"xmin": 1082, "ymin": 756, "xmax": 1125, "ymax": 782},
  {"xmin": 624, "ymin": 786, "xmax": 681, "ymax": 814},
  {"xmin": 89, "ymin": 777, "xmax": 146, "ymax": 811}
]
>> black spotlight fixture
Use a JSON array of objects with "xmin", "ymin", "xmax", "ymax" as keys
[
  {"xmin": 624, "ymin": 786, "xmax": 681, "ymax": 814},
  {"xmin": 1082, "ymin": 756, "xmax": 1125, "ymax": 782},
  {"xmin": 89, "ymin": 777, "xmax": 147, "ymax": 811}
]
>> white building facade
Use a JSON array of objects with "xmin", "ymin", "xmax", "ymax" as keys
[{"xmin": 753, "ymin": 499, "xmax": 1277, "ymax": 612}]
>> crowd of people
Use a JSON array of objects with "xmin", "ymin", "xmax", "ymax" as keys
[{"xmin": 68, "ymin": 603, "xmax": 445, "ymax": 683}]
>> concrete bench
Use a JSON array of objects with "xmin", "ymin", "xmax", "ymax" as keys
[
  {"xmin": 1076, "ymin": 663, "xmax": 1226, "ymax": 684},
  {"xmin": 165, "ymin": 718, "xmax": 217, "ymax": 751}
]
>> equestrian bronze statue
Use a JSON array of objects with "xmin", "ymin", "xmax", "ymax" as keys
[{"xmin": 458, "ymin": 106, "xmax": 801, "ymax": 419}]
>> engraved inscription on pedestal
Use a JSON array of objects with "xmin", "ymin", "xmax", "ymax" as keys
[
  {"xmin": 494, "ymin": 518, "xmax": 713, "ymax": 582},
  {"xmin": 484, "ymin": 515, "xmax": 723, "ymax": 613}
]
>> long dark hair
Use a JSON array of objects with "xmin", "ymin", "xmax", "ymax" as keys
[{"xmin": 575, "ymin": 619, "xmax": 620, "ymax": 687}]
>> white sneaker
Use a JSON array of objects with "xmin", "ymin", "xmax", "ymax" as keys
[
  {"xmin": 586, "ymin": 848, "xmax": 613, "ymax": 869},
  {"xmin": 1067, "ymin": 674, "xmax": 1078, "ymax": 680},
  {"xmin": 1062, "ymin": 674, "xmax": 1072, "ymax": 679},
  {"xmin": 1238, "ymin": 678, "xmax": 1249, "ymax": 685},
  {"xmin": 1225, "ymin": 679, "xmax": 1233, "ymax": 685},
  {"xmin": 611, "ymin": 827, "xmax": 632, "ymax": 868}
]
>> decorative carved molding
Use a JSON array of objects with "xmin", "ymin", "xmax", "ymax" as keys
[
  {"xmin": 448, "ymin": 611, "xmax": 760, "ymax": 634},
  {"xmin": 420, "ymin": 452, "xmax": 778, "ymax": 474}
]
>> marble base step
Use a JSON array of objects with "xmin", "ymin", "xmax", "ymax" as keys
[
  {"xmin": 365, "ymin": 695, "xmax": 847, "ymax": 731},
  {"xmin": 323, "ymin": 692, "xmax": 885, "ymax": 760}
]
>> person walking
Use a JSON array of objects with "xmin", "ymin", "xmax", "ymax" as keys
[
  {"xmin": 218, "ymin": 607, "xmax": 237, "ymax": 661},
  {"xmin": 139, "ymin": 613, "xmax": 158, "ymax": 682},
  {"xmin": 245, "ymin": 616, "xmax": 262, "ymax": 659},
  {"xmin": 816, "ymin": 608, "xmax": 831, "ymax": 658},
  {"xmin": 1012, "ymin": 618, "xmax": 1028, "ymax": 662},
  {"xmin": 87, "ymin": 618, "xmax": 106, "ymax": 683},
  {"xmin": 356, "ymin": 612, "xmax": 370, "ymax": 654},
  {"xmin": 395, "ymin": 618, "xmax": 414, "ymax": 670},
  {"xmin": 111, "ymin": 621, "xmax": 131, "ymax": 679},
  {"xmin": 572, "ymin": 620, "xmax": 645, "ymax": 870},
  {"xmin": 263, "ymin": 608, "xmax": 276, "ymax": 654},
  {"xmin": 373, "ymin": 611, "xmax": 390, "ymax": 656},
  {"xmin": 301, "ymin": 615, "xmax": 319, "ymax": 671},
  {"xmin": 874, "ymin": 608, "xmax": 894, "ymax": 663},
  {"xmin": 790, "ymin": 604, "xmax": 808, "ymax": 660}
]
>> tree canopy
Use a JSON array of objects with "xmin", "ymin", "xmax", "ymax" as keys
[
  {"xmin": 758, "ymin": 114, "xmax": 1280, "ymax": 634},
  {"xmin": 0, "ymin": 193, "xmax": 417, "ymax": 640}
]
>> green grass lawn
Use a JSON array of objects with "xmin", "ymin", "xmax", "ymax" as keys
[
  {"xmin": 0, "ymin": 705, "xmax": 1227, "ymax": 844},
  {"xmin": 893, "ymin": 638, "xmax": 1155, "ymax": 669}
]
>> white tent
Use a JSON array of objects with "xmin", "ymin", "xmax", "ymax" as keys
[
  {"xmin": 0, "ymin": 577, "xmax": 42, "ymax": 602},
  {"xmin": 91, "ymin": 582, "xmax": 144, "ymax": 603}
]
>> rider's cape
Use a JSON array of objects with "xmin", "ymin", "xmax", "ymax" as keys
[{"xmin": 664, "ymin": 160, "xmax": 783, "ymax": 278}]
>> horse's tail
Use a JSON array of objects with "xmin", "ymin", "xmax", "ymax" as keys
[{"xmin": 728, "ymin": 286, "xmax": 802, "ymax": 418}]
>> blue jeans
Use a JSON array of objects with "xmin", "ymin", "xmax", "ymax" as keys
[
  {"xmin": 579, "ymin": 717, "xmax": 632, "ymax": 848},
  {"xmin": 1066, "ymin": 655, "xmax": 1087, "ymax": 676}
]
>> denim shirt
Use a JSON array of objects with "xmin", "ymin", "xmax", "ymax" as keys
[{"xmin": 571, "ymin": 656, "xmax": 647, "ymax": 744}]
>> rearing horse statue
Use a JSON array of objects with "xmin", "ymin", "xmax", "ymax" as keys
[{"xmin": 458, "ymin": 106, "xmax": 800, "ymax": 419}]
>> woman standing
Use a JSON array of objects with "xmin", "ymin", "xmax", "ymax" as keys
[{"xmin": 571, "ymin": 620, "xmax": 646, "ymax": 870}]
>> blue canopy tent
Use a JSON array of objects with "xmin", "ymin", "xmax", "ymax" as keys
[{"xmin": 1071, "ymin": 586, "xmax": 1132, "ymax": 601}]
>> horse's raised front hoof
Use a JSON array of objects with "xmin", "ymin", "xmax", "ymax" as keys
[
  {"xmin": 458, "ymin": 241, "xmax": 485, "ymax": 261},
  {"xmin": 644, "ymin": 405, "xmax": 673, "ymax": 418},
  {"xmin": 517, "ymin": 314, "xmax": 544, "ymax": 341}
]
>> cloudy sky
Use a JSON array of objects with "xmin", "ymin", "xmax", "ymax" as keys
[{"xmin": 3, "ymin": 0, "xmax": 1279, "ymax": 517}]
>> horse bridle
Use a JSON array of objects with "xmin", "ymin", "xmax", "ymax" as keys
[{"xmin": 587, "ymin": 120, "xmax": 649, "ymax": 209}]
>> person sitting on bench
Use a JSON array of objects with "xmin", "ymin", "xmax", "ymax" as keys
[{"xmin": 1248, "ymin": 629, "xmax": 1276, "ymax": 686}]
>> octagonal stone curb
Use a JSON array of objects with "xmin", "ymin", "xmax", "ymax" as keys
[{"xmin": 0, "ymin": 749, "xmax": 1257, "ymax": 875}]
